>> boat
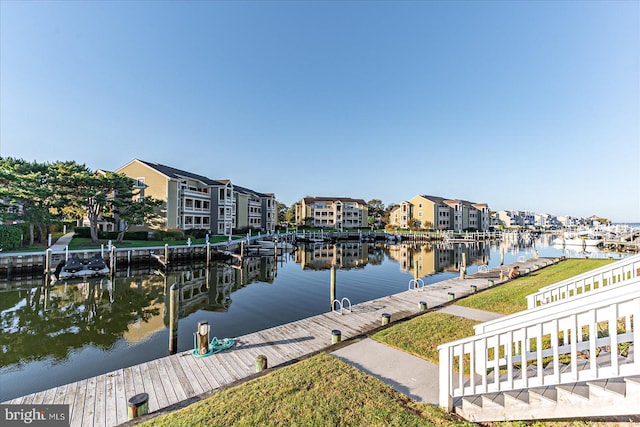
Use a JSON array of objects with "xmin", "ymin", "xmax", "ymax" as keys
[
  {"xmin": 555, "ymin": 231, "xmax": 604, "ymax": 247},
  {"xmin": 57, "ymin": 255, "xmax": 110, "ymax": 279}
]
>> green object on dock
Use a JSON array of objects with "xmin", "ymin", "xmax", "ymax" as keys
[
  {"xmin": 192, "ymin": 336, "xmax": 236, "ymax": 357},
  {"xmin": 127, "ymin": 392, "xmax": 149, "ymax": 420},
  {"xmin": 255, "ymin": 354, "xmax": 267, "ymax": 372},
  {"xmin": 448, "ymin": 292, "xmax": 455, "ymax": 301},
  {"xmin": 381, "ymin": 313, "xmax": 391, "ymax": 325},
  {"xmin": 332, "ymin": 329, "xmax": 341, "ymax": 344}
]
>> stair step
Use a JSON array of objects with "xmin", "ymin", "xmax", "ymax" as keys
[
  {"xmin": 481, "ymin": 392, "xmax": 504, "ymax": 407},
  {"xmin": 529, "ymin": 386, "xmax": 557, "ymax": 403},
  {"xmin": 504, "ymin": 389, "xmax": 529, "ymax": 404},
  {"xmin": 556, "ymin": 381, "xmax": 589, "ymax": 400},
  {"xmin": 462, "ymin": 394, "xmax": 483, "ymax": 408},
  {"xmin": 588, "ymin": 377, "xmax": 626, "ymax": 396}
]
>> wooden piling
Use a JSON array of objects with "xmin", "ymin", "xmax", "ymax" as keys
[{"xmin": 169, "ymin": 283, "xmax": 179, "ymax": 355}]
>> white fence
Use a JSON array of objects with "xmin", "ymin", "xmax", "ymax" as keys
[
  {"xmin": 526, "ymin": 254, "xmax": 640, "ymax": 309},
  {"xmin": 438, "ymin": 277, "xmax": 640, "ymax": 411}
]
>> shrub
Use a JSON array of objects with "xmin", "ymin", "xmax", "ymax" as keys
[
  {"xmin": 73, "ymin": 227, "xmax": 92, "ymax": 238},
  {"xmin": 0, "ymin": 225, "xmax": 23, "ymax": 250},
  {"xmin": 153, "ymin": 229, "xmax": 184, "ymax": 241}
]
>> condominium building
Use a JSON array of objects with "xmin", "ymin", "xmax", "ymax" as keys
[
  {"xmin": 294, "ymin": 197, "xmax": 368, "ymax": 229},
  {"xmin": 116, "ymin": 159, "xmax": 275, "ymax": 235},
  {"xmin": 234, "ymin": 185, "xmax": 276, "ymax": 233},
  {"xmin": 389, "ymin": 195, "xmax": 490, "ymax": 232}
]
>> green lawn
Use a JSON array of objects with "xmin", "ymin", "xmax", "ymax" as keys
[
  {"xmin": 455, "ymin": 258, "xmax": 613, "ymax": 314},
  {"xmin": 373, "ymin": 312, "xmax": 478, "ymax": 363},
  {"xmin": 140, "ymin": 353, "xmax": 473, "ymax": 427}
]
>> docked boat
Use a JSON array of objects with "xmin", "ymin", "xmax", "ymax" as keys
[
  {"xmin": 58, "ymin": 255, "xmax": 110, "ymax": 279},
  {"xmin": 555, "ymin": 231, "xmax": 604, "ymax": 247}
]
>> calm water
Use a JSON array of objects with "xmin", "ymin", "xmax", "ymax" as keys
[{"xmin": 0, "ymin": 233, "xmax": 627, "ymax": 401}]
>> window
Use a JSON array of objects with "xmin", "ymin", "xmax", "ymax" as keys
[{"xmin": 136, "ymin": 178, "xmax": 145, "ymax": 188}]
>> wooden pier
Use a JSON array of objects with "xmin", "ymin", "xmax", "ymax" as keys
[{"xmin": 2, "ymin": 257, "xmax": 558, "ymax": 427}]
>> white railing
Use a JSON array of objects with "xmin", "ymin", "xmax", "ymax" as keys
[
  {"xmin": 438, "ymin": 279, "xmax": 640, "ymax": 411},
  {"xmin": 476, "ymin": 278, "xmax": 637, "ymax": 335},
  {"xmin": 526, "ymin": 254, "xmax": 640, "ymax": 309}
]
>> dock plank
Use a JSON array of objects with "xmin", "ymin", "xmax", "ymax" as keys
[
  {"xmin": 81, "ymin": 375, "xmax": 97, "ymax": 427},
  {"xmin": 143, "ymin": 359, "xmax": 167, "ymax": 413},
  {"xmin": 93, "ymin": 374, "xmax": 106, "ymax": 427},
  {"xmin": 70, "ymin": 380, "xmax": 87, "ymax": 427},
  {"xmin": 112, "ymin": 370, "xmax": 127, "ymax": 426},
  {"xmin": 175, "ymin": 353, "xmax": 204, "ymax": 397},
  {"xmin": 160, "ymin": 356, "xmax": 188, "ymax": 402},
  {"xmin": 153, "ymin": 358, "xmax": 179, "ymax": 404},
  {"xmin": 137, "ymin": 362, "xmax": 164, "ymax": 412},
  {"xmin": 104, "ymin": 372, "xmax": 118, "ymax": 427}
]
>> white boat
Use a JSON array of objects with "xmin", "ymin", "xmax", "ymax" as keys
[{"xmin": 556, "ymin": 232, "xmax": 603, "ymax": 247}]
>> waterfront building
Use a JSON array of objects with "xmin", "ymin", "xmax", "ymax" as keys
[
  {"xmin": 294, "ymin": 196, "xmax": 368, "ymax": 229},
  {"xmin": 234, "ymin": 185, "xmax": 276, "ymax": 233},
  {"xmin": 388, "ymin": 195, "xmax": 490, "ymax": 232},
  {"xmin": 116, "ymin": 159, "xmax": 274, "ymax": 235}
]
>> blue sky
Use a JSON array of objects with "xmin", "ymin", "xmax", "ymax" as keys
[{"xmin": 1, "ymin": 1, "xmax": 638, "ymax": 222}]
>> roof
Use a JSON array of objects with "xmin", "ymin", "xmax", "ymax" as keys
[
  {"xmin": 303, "ymin": 196, "xmax": 368, "ymax": 205},
  {"xmin": 136, "ymin": 159, "xmax": 232, "ymax": 186},
  {"xmin": 418, "ymin": 194, "xmax": 487, "ymax": 208},
  {"xmin": 234, "ymin": 185, "xmax": 275, "ymax": 199}
]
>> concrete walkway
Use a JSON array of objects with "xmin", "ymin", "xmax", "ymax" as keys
[
  {"xmin": 49, "ymin": 232, "xmax": 75, "ymax": 252},
  {"xmin": 331, "ymin": 304, "xmax": 503, "ymax": 404}
]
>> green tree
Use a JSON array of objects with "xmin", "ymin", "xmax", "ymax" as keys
[
  {"xmin": 276, "ymin": 201, "xmax": 288, "ymax": 224},
  {"xmin": 285, "ymin": 205, "xmax": 296, "ymax": 223},
  {"xmin": 0, "ymin": 158, "xmax": 55, "ymax": 244}
]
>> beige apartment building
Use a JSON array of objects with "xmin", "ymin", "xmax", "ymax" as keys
[
  {"xmin": 116, "ymin": 159, "xmax": 275, "ymax": 235},
  {"xmin": 389, "ymin": 195, "xmax": 490, "ymax": 232},
  {"xmin": 294, "ymin": 197, "xmax": 368, "ymax": 229}
]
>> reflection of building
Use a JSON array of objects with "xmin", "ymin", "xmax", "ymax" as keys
[
  {"xmin": 389, "ymin": 195, "xmax": 490, "ymax": 232},
  {"xmin": 387, "ymin": 243, "xmax": 490, "ymax": 276},
  {"xmin": 295, "ymin": 243, "xmax": 370, "ymax": 270},
  {"xmin": 294, "ymin": 197, "xmax": 368, "ymax": 229}
]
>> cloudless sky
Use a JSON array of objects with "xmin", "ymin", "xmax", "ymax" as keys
[{"xmin": 1, "ymin": 1, "xmax": 638, "ymax": 222}]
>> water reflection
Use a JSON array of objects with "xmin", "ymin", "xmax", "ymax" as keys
[{"xmin": 0, "ymin": 236, "xmax": 623, "ymax": 401}]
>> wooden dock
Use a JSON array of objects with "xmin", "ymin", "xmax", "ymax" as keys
[{"xmin": 2, "ymin": 257, "xmax": 558, "ymax": 427}]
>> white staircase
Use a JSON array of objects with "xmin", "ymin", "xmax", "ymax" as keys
[{"xmin": 438, "ymin": 256, "xmax": 640, "ymax": 422}]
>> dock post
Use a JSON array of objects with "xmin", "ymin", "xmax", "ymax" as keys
[
  {"xmin": 459, "ymin": 253, "xmax": 466, "ymax": 279},
  {"xmin": 255, "ymin": 355, "xmax": 267, "ymax": 372},
  {"xmin": 381, "ymin": 313, "xmax": 391, "ymax": 325},
  {"xmin": 332, "ymin": 329, "xmax": 341, "ymax": 344},
  {"xmin": 330, "ymin": 265, "xmax": 336, "ymax": 309},
  {"xmin": 45, "ymin": 248, "xmax": 51, "ymax": 274},
  {"xmin": 164, "ymin": 243, "xmax": 169, "ymax": 265},
  {"xmin": 206, "ymin": 242, "xmax": 211, "ymax": 266},
  {"xmin": 127, "ymin": 393, "xmax": 149, "ymax": 420},
  {"xmin": 169, "ymin": 283, "xmax": 179, "ymax": 355},
  {"xmin": 196, "ymin": 321, "xmax": 209, "ymax": 355},
  {"xmin": 500, "ymin": 247, "xmax": 505, "ymax": 266}
]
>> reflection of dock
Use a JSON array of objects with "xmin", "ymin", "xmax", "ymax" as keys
[{"xmin": 2, "ymin": 257, "xmax": 558, "ymax": 427}]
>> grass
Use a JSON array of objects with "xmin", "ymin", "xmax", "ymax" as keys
[
  {"xmin": 455, "ymin": 259, "xmax": 614, "ymax": 314},
  {"xmin": 140, "ymin": 353, "xmax": 473, "ymax": 427},
  {"xmin": 372, "ymin": 312, "xmax": 479, "ymax": 363}
]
